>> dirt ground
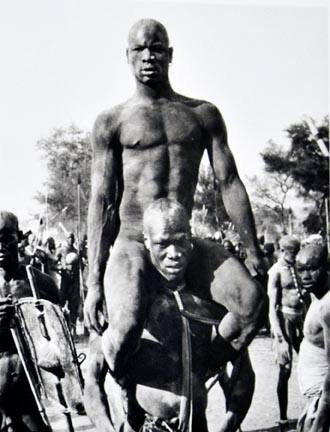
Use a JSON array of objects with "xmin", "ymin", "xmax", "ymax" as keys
[
  {"xmin": 207, "ymin": 335, "xmax": 304, "ymax": 432},
  {"xmin": 49, "ymin": 335, "xmax": 304, "ymax": 432}
]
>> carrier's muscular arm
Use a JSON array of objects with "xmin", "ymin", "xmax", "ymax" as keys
[
  {"xmin": 267, "ymin": 267, "xmax": 284, "ymax": 338},
  {"xmin": 85, "ymin": 111, "xmax": 121, "ymax": 334},
  {"xmin": 203, "ymin": 104, "xmax": 264, "ymax": 275}
]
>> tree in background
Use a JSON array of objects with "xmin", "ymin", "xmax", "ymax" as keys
[
  {"xmin": 35, "ymin": 125, "xmax": 92, "ymax": 234},
  {"xmin": 192, "ymin": 163, "xmax": 229, "ymax": 237},
  {"xmin": 247, "ymin": 171, "xmax": 295, "ymax": 235},
  {"xmin": 260, "ymin": 117, "xmax": 329, "ymax": 236}
]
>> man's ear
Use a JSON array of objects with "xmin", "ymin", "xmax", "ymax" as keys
[
  {"xmin": 144, "ymin": 233, "xmax": 150, "ymax": 251},
  {"xmin": 169, "ymin": 47, "xmax": 173, "ymax": 64},
  {"xmin": 126, "ymin": 48, "xmax": 130, "ymax": 63},
  {"xmin": 18, "ymin": 230, "xmax": 23, "ymax": 242}
]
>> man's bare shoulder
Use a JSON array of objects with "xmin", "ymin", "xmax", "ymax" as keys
[
  {"xmin": 176, "ymin": 95, "xmax": 221, "ymax": 118},
  {"xmin": 93, "ymin": 103, "xmax": 126, "ymax": 133},
  {"xmin": 268, "ymin": 261, "xmax": 281, "ymax": 277},
  {"xmin": 92, "ymin": 99, "xmax": 137, "ymax": 148},
  {"xmin": 175, "ymin": 94, "xmax": 225, "ymax": 136},
  {"xmin": 319, "ymin": 291, "xmax": 330, "ymax": 326}
]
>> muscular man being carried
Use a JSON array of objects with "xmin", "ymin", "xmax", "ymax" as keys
[{"xmin": 84, "ymin": 18, "xmax": 266, "ymax": 387}]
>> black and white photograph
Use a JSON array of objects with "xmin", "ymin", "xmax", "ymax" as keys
[{"xmin": 0, "ymin": 1, "xmax": 328, "ymax": 431}]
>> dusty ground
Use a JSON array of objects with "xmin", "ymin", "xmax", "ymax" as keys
[
  {"xmin": 49, "ymin": 335, "xmax": 304, "ymax": 432},
  {"xmin": 207, "ymin": 335, "xmax": 304, "ymax": 432}
]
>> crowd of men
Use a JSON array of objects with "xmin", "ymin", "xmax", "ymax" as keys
[
  {"xmin": 0, "ymin": 17, "xmax": 328, "ymax": 432},
  {"xmin": 17, "ymin": 230, "xmax": 88, "ymax": 336}
]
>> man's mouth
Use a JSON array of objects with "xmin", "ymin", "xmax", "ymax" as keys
[
  {"xmin": 302, "ymin": 281, "xmax": 313, "ymax": 288},
  {"xmin": 165, "ymin": 264, "xmax": 184, "ymax": 273},
  {"xmin": 141, "ymin": 68, "xmax": 157, "ymax": 76}
]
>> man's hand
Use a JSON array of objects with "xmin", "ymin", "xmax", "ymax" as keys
[
  {"xmin": 0, "ymin": 296, "xmax": 14, "ymax": 329},
  {"xmin": 84, "ymin": 289, "xmax": 106, "ymax": 335},
  {"xmin": 245, "ymin": 249, "xmax": 267, "ymax": 278},
  {"xmin": 277, "ymin": 336, "xmax": 291, "ymax": 367}
]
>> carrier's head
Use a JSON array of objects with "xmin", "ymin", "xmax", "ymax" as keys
[
  {"xmin": 143, "ymin": 198, "xmax": 192, "ymax": 284},
  {"xmin": 279, "ymin": 235, "xmax": 300, "ymax": 265},
  {"xmin": 0, "ymin": 211, "xmax": 20, "ymax": 270},
  {"xmin": 296, "ymin": 244, "xmax": 328, "ymax": 295}
]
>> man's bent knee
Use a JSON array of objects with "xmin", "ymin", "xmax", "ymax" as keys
[{"xmin": 279, "ymin": 364, "xmax": 292, "ymax": 380}]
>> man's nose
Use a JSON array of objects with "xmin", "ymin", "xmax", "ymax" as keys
[
  {"xmin": 167, "ymin": 245, "xmax": 181, "ymax": 259},
  {"xmin": 300, "ymin": 270, "xmax": 310, "ymax": 279},
  {"xmin": 142, "ymin": 48, "xmax": 155, "ymax": 61}
]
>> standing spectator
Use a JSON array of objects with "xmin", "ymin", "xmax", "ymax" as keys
[
  {"xmin": 267, "ymin": 235, "xmax": 310, "ymax": 428},
  {"xmin": 59, "ymin": 252, "xmax": 80, "ymax": 336},
  {"xmin": 296, "ymin": 244, "xmax": 330, "ymax": 432},
  {"xmin": 263, "ymin": 242, "xmax": 276, "ymax": 271},
  {"xmin": 57, "ymin": 232, "xmax": 77, "ymax": 266}
]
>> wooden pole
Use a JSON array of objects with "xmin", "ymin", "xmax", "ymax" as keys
[{"xmin": 76, "ymin": 174, "xmax": 85, "ymax": 334}]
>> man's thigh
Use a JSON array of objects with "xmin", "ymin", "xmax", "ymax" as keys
[{"xmin": 104, "ymin": 238, "xmax": 148, "ymax": 336}]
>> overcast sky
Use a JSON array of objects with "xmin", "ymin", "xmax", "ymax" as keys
[{"xmin": 0, "ymin": 0, "xmax": 328, "ymax": 225}]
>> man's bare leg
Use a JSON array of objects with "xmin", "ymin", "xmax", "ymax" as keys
[
  {"xmin": 84, "ymin": 331, "xmax": 115, "ymax": 432},
  {"xmin": 218, "ymin": 350, "xmax": 255, "ymax": 432},
  {"xmin": 101, "ymin": 239, "xmax": 148, "ymax": 382},
  {"xmin": 277, "ymin": 364, "xmax": 291, "ymax": 425}
]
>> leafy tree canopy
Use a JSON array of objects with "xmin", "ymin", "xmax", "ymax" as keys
[
  {"xmin": 261, "ymin": 117, "xmax": 329, "ymax": 202},
  {"xmin": 35, "ymin": 125, "xmax": 92, "ymax": 232}
]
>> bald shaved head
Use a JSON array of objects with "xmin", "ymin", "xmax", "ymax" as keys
[
  {"xmin": 143, "ymin": 198, "xmax": 190, "ymax": 237},
  {"xmin": 126, "ymin": 18, "xmax": 173, "ymax": 86},
  {"xmin": 143, "ymin": 199, "xmax": 192, "ymax": 283},
  {"xmin": 296, "ymin": 244, "xmax": 327, "ymax": 268},
  {"xmin": 296, "ymin": 244, "xmax": 328, "ymax": 293},
  {"xmin": 128, "ymin": 19, "xmax": 170, "ymax": 47},
  {"xmin": 279, "ymin": 235, "xmax": 300, "ymax": 252}
]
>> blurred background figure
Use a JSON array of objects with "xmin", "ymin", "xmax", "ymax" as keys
[
  {"xmin": 222, "ymin": 238, "xmax": 235, "ymax": 254},
  {"xmin": 57, "ymin": 232, "xmax": 78, "ymax": 267},
  {"xmin": 59, "ymin": 252, "xmax": 80, "ymax": 336},
  {"xmin": 235, "ymin": 242, "xmax": 247, "ymax": 263},
  {"xmin": 263, "ymin": 242, "xmax": 276, "ymax": 271}
]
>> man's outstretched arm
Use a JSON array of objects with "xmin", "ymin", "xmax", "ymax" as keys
[
  {"xmin": 85, "ymin": 112, "xmax": 121, "ymax": 334},
  {"xmin": 204, "ymin": 104, "xmax": 264, "ymax": 276}
]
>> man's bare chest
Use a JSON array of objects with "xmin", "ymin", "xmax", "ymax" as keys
[
  {"xmin": 304, "ymin": 300, "xmax": 324, "ymax": 343},
  {"xmin": 279, "ymin": 268, "xmax": 296, "ymax": 290},
  {"xmin": 119, "ymin": 105, "xmax": 204, "ymax": 150}
]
